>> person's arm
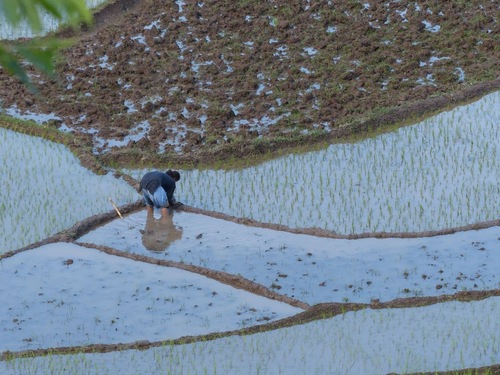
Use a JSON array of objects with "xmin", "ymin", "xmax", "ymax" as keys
[
  {"xmin": 166, "ymin": 184, "xmax": 176, "ymax": 206},
  {"xmin": 161, "ymin": 174, "xmax": 176, "ymax": 206}
]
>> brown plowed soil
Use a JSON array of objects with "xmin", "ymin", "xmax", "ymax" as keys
[{"xmin": 0, "ymin": 0, "xmax": 499, "ymax": 169}]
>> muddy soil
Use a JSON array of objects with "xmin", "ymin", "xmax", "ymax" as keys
[{"xmin": 0, "ymin": 0, "xmax": 499, "ymax": 168}]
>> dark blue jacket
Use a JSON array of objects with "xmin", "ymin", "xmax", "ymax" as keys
[{"xmin": 139, "ymin": 171, "xmax": 176, "ymax": 205}]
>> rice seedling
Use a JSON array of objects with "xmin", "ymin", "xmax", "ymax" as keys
[
  {"xmin": 1, "ymin": 3, "xmax": 498, "ymax": 375},
  {"xmin": 2, "ymin": 297, "xmax": 498, "ymax": 374},
  {"xmin": 0, "ymin": 127, "xmax": 137, "ymax": 252}
]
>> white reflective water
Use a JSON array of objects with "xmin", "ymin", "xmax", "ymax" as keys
[{"xmin": 2, "ymin": 297, "xmax": 499, "ymax": 375}]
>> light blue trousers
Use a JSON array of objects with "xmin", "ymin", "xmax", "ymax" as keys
[{"xmin": 142, "ymin": 187, "xmax": 168, "ymax": 208}]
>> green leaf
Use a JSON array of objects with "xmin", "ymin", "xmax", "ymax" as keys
[
  {"xmin": 0, "ymin": 0, "xmax": 92, "ymax": 91},
  {"xmin": 17, "ymin": 47, "xmax": 56, "ymax": 77},
  {"xmin": 0, "ymin": 0, "xmax": 92, "ymax": 30},
  {"xmin": 19, "ymin": 0, "xmax": 43, "ymax": 32},
  {"xmin": 65, "ymin": 0, "xmax": 92, "ymax": 24},
  {"xmin": 39, "ymin": 0, "xmax": 92, "ymax": 25},
  {"xmin": 0, "ymin": 0, "xmax": 22, "ymax": 26},
  {"xmin": 37, "ymin": 0, "xmax": 64, "ymax": 20},
  {"xmin": 0, "ymin": 45, "xmax": 34, "ymax": 90}
]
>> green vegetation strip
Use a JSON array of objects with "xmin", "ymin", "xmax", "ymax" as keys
[
  {"xmin": 96, "ymin": 81, "xmax": 500, "ymax": 170},
  {"xmin": 390, "ymin": 364, "xmax": 500, "ymax": 375},
  {"xmin": 2, "ymin": 1, "xmax": 500, "ymax": 170}
]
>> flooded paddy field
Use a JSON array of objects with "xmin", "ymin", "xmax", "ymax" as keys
[
  {"xmin": 1, "ymin": 92, "xmax": 499, "ymax": 375},
  {"xmin": 0, "ymin": 127, "xmax": 136, "ymax": 252},
  {"xmin": 3, "ymin": 296, "xmax": 499, "ymax": 374},
  {"xmin": 1, "ymin": 0, "xmax": 499, "ymax": 374},
  {"xmin": 0, "ymin": 243, "xmax": 301, "ymax": 352},
  {"xmin": 78, "ymin": 210, "xmax": 500, "ymax": 305}
]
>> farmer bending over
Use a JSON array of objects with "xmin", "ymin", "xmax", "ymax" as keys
[{"xmin": 139, "ymin": 169, "xmax": 180, "ymax": 215}]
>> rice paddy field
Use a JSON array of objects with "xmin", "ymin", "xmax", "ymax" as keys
[
  {"xmin": 1, "ymin": 0, "xmax": 499, "ymax": 374},
  {"xmin": 0, "ymin": 91, "xmax": 499, "ymax": 375}
]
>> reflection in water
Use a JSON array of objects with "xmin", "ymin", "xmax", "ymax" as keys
[{"xmin": 141, "ymin": 210, "xmax": 183, "ymax": 253}]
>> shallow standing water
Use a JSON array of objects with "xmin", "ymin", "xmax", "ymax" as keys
[
  {"xmin": 1, "ymin": 90, "xmax": 499, "ymax": 375},
  {"xmin": 0, "ymin": 127, "xmax": 137, "ymax": 253}
]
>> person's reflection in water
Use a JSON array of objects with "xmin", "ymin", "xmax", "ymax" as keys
[{"xmin": 142, "ymin": 209, "xmax": 183, "ymax": 253}]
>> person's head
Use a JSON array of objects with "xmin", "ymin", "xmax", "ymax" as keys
[{"xmin": 166, "ymin": 169, "xmax": 180, "ymax": 182}]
